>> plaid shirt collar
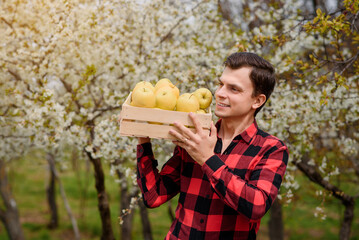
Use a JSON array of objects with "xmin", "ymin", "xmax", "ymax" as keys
[{"xmin": 215, "ymin": 118, "xmax": 258, "ymax": 145}]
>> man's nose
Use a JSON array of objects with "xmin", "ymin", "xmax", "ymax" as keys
[{"xmin": 215, "ymin": 87, "xmax": 226, "ymax": 98}]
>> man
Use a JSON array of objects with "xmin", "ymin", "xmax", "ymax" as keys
[{"xmin": 136, "ymin": 52, "xmax": 288, "ymax": 239}]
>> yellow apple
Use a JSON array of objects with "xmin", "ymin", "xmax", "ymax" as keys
[
  {"xmin": 154, "ymin": 78, "xmax": 172, "ymax": 91},
  {"xmin": 155, "ymin": 86, "xmax": 177, "ymax": 110},
  {"xmin": 132, "ymin": 81, "xmax": 155, "ymax": 93},
  {"xmin": 193, "ymin": 88, "xmax": 212, "ymax": 109},
  {"xmin": 157, "ymin": 84, "xmax": 180, "ymax": 99},
  {"xmin": 155, "ymin": 78, "xmax": 180, "ymax": 98},
  {"xmin": 173, "ymin": 85, "xmax": 180, "ymax": 98},
  {"xmin": 196, "ymin": 109, "xmax": 206, "ymax": 114},
  {"xmin": 131, "ymin": 87, "xmax": 156, "ymax": 108},
  {"xmin": 176, "ymin": 93, "xmax": 200, "ymax": 112},
  {"xmin": 148, "ymin": 122, "xmax": 163, "ymax": 125}
]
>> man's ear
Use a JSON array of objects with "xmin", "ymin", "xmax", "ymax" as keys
[{"xmin": 252, "ymin": 94, "xmax": 266, "ymax": 110}]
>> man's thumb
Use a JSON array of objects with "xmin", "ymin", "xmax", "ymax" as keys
[{"xmin": 210, "ymin": 121, "xmax": 217, "ymax": 137}]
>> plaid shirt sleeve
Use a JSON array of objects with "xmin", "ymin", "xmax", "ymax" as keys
[
  {"xmin": 136, "ymin": 142, "xmax": 182, "ymax": 208},
  {"xmin": 202, "ymin": 138, "xmax": 288, "ymax": 220}
]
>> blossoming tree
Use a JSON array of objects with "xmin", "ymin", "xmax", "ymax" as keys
[
  {"xmin": 1, "ymin": 0, "xmax": 237, "ymax": 239},
  {"xmin": 1, "ymin": 0, "xmax": 358, "ymax": 239}
]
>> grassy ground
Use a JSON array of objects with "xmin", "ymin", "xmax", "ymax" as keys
[{"xmin": 0, "ymin": 151, "xmax": 358, "ymax": 240}]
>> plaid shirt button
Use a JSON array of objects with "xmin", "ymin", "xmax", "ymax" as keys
[{"xmin": 200, "ymin": 219, "xmax": 204, "ymax": 223}]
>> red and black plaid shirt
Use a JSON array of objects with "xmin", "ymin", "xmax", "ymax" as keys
[{"xmin": 137, "ymin": 120, "xmax": 288, "ymax": 240}]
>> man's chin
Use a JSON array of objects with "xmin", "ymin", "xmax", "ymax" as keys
[{"xmin": 214, "ymin": 110, "xmax": 226, "ymax": 118}]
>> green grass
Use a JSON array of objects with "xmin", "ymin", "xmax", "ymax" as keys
[
  {"xmin": 0, "ymin": 150, "xmax": 174, "ymax": 240},
  {"xmin": 0, "ymin": 151, "xmax": 359, "ymax": 240},
  {"xmin": 271, "ymin": 172, "xmax": 359, "ymax": 240}
]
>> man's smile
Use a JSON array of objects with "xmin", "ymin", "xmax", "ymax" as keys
[{"xmin": 217, "ymin": 102, "xmax": 230, "ymax": 107}]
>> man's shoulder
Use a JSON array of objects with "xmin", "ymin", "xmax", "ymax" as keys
[{"xmin": 255, "ymin": 128, "xmax": 287, "ymax": 148}]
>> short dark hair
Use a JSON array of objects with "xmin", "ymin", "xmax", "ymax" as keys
[{"xmin": 223, "ymin": 52, "xmax": 276, "ymax": 116}]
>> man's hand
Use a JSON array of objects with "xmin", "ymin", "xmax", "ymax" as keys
[{"xmin": 169, "ymin": 112, "xmax": 217, "ymax": 166}]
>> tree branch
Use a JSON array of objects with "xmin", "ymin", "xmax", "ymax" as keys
[
  {"xmin": 351, "ymin": 10, "xmax": 359, "ymax": 32},
  {"xmin": 0, "ymin": 208, "xmax": 5, "ymax": 222},
  {"xmin": 156, "ymin": 0, "xmax": 207, "ymax": 46},
  {"xmin": 7, "ymin": 69, "xmax": 22, "ymax": 81},
  {"xmin": 0, "ymin": 17, "xmax": 14, "ymax": 32},
  {"xmin": 0, "ymin": 134, "xmax": 33, "ymax": 139},
  {"xmin": 91, "ymin": 105, "xmax": 122, "ymax": 122},
  {"xmin": 338, "ymin": 51, "xmax": 359, "ymax": 75},
  {"xmin": 294, "ymin": 157, "xmax": 355, "ymax": 205},
  {"xmin": 58, "ymin": 77, "xmax": 82, "ymax": 112}
]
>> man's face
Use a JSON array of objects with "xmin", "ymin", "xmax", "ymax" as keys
[{"xmin": 214, "ymin": 67, "xmax": 259, "ymax": 120}]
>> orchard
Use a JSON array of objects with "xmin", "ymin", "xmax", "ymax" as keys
[{"xmin": 0, "ymin": 0, "xmax": 358, "ymax": 240}]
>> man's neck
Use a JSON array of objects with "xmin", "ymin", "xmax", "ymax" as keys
[{"xmin": 219, "ymin": 115, "xmax": 255, "ymax": 141}]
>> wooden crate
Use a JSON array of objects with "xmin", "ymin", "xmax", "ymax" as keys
[{"xmin": 119, "ymin": 93, "xmax": 212, "ymax": 140}]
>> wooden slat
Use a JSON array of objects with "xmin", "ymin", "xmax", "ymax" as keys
[
  {"xmin": 119, "ymin": 92, "xmax": 212, "ymax": 140},
  {"xmin": 121, "ymin": 104, "xmax": 211, "ymax": 128},
  {"xmin": 120, "ymin": 120, "xmax": 210, "ymax": 140},
  {"xmin": 121, "ymin": 92, "xmax": 211, "ymax": 127}
]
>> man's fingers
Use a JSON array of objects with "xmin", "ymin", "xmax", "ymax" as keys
[
  {"xmin": 173, "ymin": 121, "xmax": 195, "ymax": 139},
  {"xmin": 169, "ymin": 128, "xmax": 182, "ymax": 141},
  {"xmin": 169, "ymin": 127, "xmax": 191, "ymax": 143},
  {"xmin": 210, "ymin": 121, "xmax": 217, "ymax": 138},
  {"xmin": 188, "ymin": 112, "xmax": 203, "ymax": 135},
  {"xmin": 170, "ymin": 112, "xmax": 211, "ymax": 145}
]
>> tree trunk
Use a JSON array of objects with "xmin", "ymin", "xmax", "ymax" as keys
[
  {"xmin": 47, "ymin": 152, "xmax": 81, "ymax": 239},
  {"xmin": 268, "ymin": 199, "xmax": 284, "ymax": 240},
  {"xmin": 115, "ymin": 165, "xmax": 136, "ymax": 240},
  {"xmin": 168, "ymin": 199, "xmax": 175, "ymax": 222},
  {"xmin": 139, "ymin": 200, "xmax": 153, "ymax": 240},
  {"xmin": 218, "ymin": 0, "xmax": 232, "ymax": 22},
  {"xmin": 86, "ymin": 151, "xmax": 115, "ymax": 240},
  {"xmin": 56, "ymin": 166, "xmax": 81, "ymax": 240},
  {"xmin": 0, "ymin": 159, "xmax": 25, "ymax": 240},
  {"xmin": 119, "ymin": 182, "xmax": 134, "ymax": 240},
  {"xmin": 295, "ymin": 157, "xmax": 355, "ymax": 240},
  {"xmin": 339, "ymin": 199, "xmax": 355, "ymax": 240},
  {"xmin": 46, "ymin": 152, "xmax": 58, "ymax": 229}
]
